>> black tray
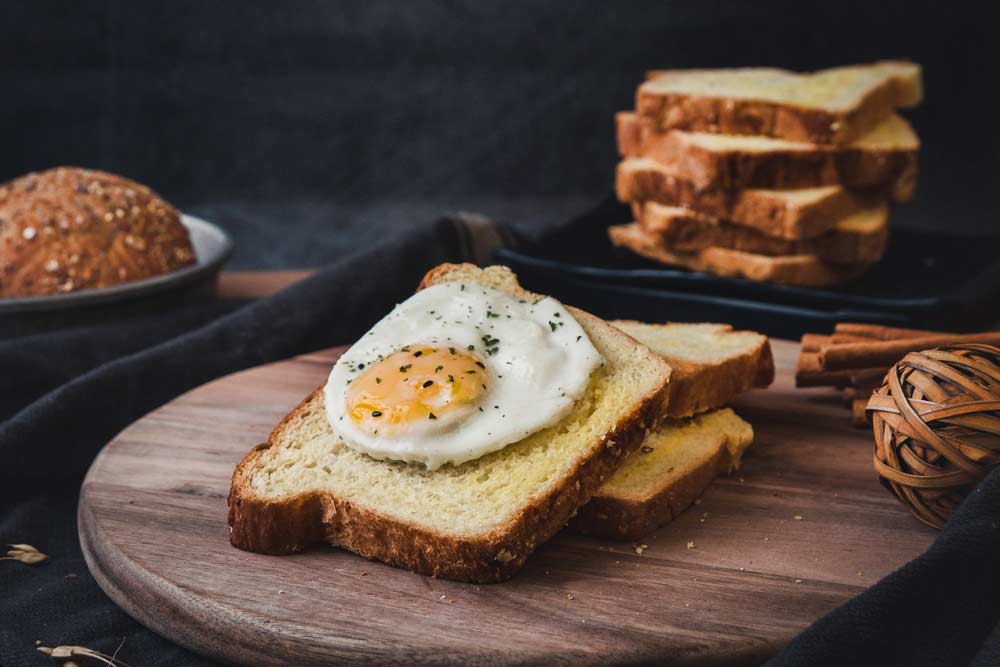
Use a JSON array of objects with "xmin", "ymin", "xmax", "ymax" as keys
[{"xmin": 495, "ymin": 197, "xmax": 1000, "ymax": 339}]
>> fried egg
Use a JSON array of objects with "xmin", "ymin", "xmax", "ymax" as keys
[{"xmin": 324, "ymin": 282, "xmax": 603, "ymax": 468}]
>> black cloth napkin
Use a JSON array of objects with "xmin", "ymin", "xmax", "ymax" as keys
[{"xmin": 2, "ymin": 215, "xmax": 1000, "ymax": 666}]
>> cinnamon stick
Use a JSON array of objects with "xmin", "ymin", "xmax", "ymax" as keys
[
  {"xmin": 851, "ymin": 398, "xmax": 871, "ymax": 428},
  {"xmin": 833, "ymin": 322, "xmax": 950, "ymax": 341},
  {"xmin": 819, "ymin": 332, "xmax": 1000, "ymax": 371},
  {"xmin": 796, "ymin": 365, "xmax": 888, "ymax": 388},
  {"xmin": 800, "ymin": 333, "xmax": 833, "ymax": 353}
]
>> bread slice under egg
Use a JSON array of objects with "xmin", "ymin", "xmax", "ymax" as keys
[{"xmin": 228, "ymin": 264, "xmax": 673, "ymax": 582}]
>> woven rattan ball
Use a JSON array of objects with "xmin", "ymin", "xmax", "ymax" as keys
[{"xmin": 866, "ymin": 344, "xmax": 1000, "ymax": 528}]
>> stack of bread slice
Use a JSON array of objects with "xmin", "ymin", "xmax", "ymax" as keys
[{"xmin": 610, "ymin": 61, "xmax": 923, "ymax": 287}]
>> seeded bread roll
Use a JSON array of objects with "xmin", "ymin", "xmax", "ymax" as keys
[{"xmin": 0, "ymin": 166, "xmax": 195, "ymax": 298}]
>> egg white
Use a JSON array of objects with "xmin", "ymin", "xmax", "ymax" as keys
[{"xmin": 324, "ymin": 282, "xmax": 603, "ymax": 469}]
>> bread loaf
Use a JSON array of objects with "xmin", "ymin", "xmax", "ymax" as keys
[{"xmin": 0, "ymin": 166, "xmax": 195, "ymax": 298}]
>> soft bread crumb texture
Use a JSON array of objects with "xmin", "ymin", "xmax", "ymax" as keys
[
  {"xmin": 610, "ymin": 320, "xmax": 772, "ymax": 418},
  {"xmin": 685, "ymin": 113, "xmax": 917, "ymax": 151},
  {"xmin": 641, "ymin": 61, "xmax": 921, "ymax": 111},
  {"xmin": 598, "ymin": 408, "xmax": 753, "ymax": 501},
  {"xmin": 245, "ymin": 264, "xmax": 672, "ymax": 538},
  {"xmin": 615, "ymin": 321, "xmax": 762, "ymax": 367}
]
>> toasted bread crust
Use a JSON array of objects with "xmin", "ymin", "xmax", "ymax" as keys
[
  {"xmin": 616, "ymin": 112, "xmax": 918, "ymax": 201},
  {"xmin": 572, "ymin": 438, "xmax": 737, "ymax": 540},
  {"xmin": 632, "ymin": 201, "xmax": 890, "ymax": 265},
  {"xmin": 613, "ymin": 320, "xmax": 775, "ymax": 419},
  {"xmin": 0, "ymin": 166, "xmax": 195, "ymax": 297},
  {"xmin": 228, "ymin": 263, "xmax": 672, "ymax": 582},
  {"xmin": 609, "ymin": 223, "xmax": 867, "ymax": 287},
  {"xmin": 616, "ymin": 159, "xmax": 868, "ymax": 240},
  {"xmin": 228, "ymin": 380, "xmax": 666, "ymax": 582},
  {"xmin": 636, "ymin": 62, "xmax": 921, "ymax": 145}
]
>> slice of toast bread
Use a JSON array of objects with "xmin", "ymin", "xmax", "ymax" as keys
[
  {"xmin": 616, "ymin": 157, "xmax": 871, "ymax": 240},
  {"xmin": 609, "ymin": 222, "xmax": 868, "ymax": 287},
  {"xmin": 574, "ymin": 408, "xmax": 754, "ymax": 540},
  {"xmin": 633, "ymin": 200, "xmax": 890, "ymax": 265},
  {"xmin": 637, "ymin": 61, "xmax": 922, "ymax": 144},
  {"xmin": 616, "ymin": 111, "xmax": 918, "ymax": 201},
  {"xmin": 228, "ymin": 264, "xmax": 673, "ymax": 582},
  {"xmin": 613, "ymin": 321, "xmax": 774, "ymax": 419}
]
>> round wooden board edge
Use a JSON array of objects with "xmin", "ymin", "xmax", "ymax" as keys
[{"xmin": 78, "ymin": 474, "xmax": 292, "ymax": 666}]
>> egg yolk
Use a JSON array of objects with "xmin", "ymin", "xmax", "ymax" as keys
[{"xmin": 346, "ymin": 346, "xmax": 489, "ymax": 435}]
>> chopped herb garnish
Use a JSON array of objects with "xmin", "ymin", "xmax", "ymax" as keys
[
  {"xmin": 371, "ymin": 410, "xmax": 382, "ymax": 417},
  {"xmin": 399, "ymin": 364, "xmax": 412, "ymax": 373},
  {"xmin": 434, "ymin": 365, "xmax": 443, "ymax": 373},
  {"xmin": 428, "ymin": 412, "xmax": 438, "ymax": 420},
  {"xmin": 549, "ymin": 321, "xmax": 558, "ymax": 332},
  {"xmin": 413, "ymin": 350, "xmax": 423, "ymax": 357},
  {"xmin": 375, "ymin": 377, "xmax": 382, "ymax": 384},
  {"xmin": 554, "ymin": 312, "xmax": 561, "ymax": 317},
  {"xmin": 576, "ymin": 335, "xmax": 582, "ymax": 342},
  {"xmin": 449, "ymin": 346, "xmax": 456, "ymax": 355},
  {"xmin": 448, "ymin": 374, "xmax": 455, "ymax": 383},
  {"xmin": 401, "ymin": 345, "xmax": 410, "ymax": 352},
  {"xmin": 465, "ymin": 370, "xmax": 476, "ymax": 374},
  {"xmin": 422, "ymin": 380, "xmax": 434, "ymax": 388},
  {"xmin": 475, "ymin": 361, "xmax": 485, "ymax": 369},
  {"xmin": 358, "ymin": 363, "xmax": 365, "ymax": 369},
  {"xmin": 486, "ymin": 310, "xmax": 499, "ymax": 319},
  {"xmin": 468, "ymin": 344, "xmax": 475, "ymax": 351}
]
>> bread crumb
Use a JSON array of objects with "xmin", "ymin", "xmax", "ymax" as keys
[
  {"xmin": 794, "ymin": 515, "xmax": 803, "ymax": 521},
  {"xmin": 278, "ymin": 589, "xmax": 286, "ymax": 594},
  {"xmin": 763, "ymin": 537, "xmax": 769, "ymax": 542},
  {"xmin": 795, "ymin": 579, "xmax": 803, "ymax": 584},
  {"xmin": 634, "ymin": 543, "xmax": 647, "ymax": 555},
  {"xmin": 687, "ymin": 541, "xmax": 695, "ymax": 550},
  {"xmin": 22, "ymin": 227, "xmax": 36, "ymax": 240},
  {"xmin": 360, "ymin": 571, "xmax": 368, "ymax": 577},
  {"xmin": 566, "ymin": 593, "xmax": 575, "ymax": 600},
  {"xmin": 494, "ymin": 549, "xmax": 515, "ymax": 563},
  {"xmin": 440, "ymin": 595, "xmax": 447, "ymax": 600}
]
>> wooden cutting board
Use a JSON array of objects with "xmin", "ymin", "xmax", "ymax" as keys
[{"xmin": 78, "ymin": 340, "xmax": 935, "ymax": 666}]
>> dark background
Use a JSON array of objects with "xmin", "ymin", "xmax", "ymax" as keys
[{"xmin": 2, "ymin": 0, "xmax": 995, "ymax": 269}]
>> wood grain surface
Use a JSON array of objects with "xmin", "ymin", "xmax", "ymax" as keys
[{"xmin": 78, "ymin": 339, "xmax": 936, "ymax": 666}]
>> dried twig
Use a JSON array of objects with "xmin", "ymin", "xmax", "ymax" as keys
[
  {"xmin": 38, "ymin": 645, "xmax": 133, "ymax": 667},
  {"xmin": 2, "ymin": 544, "xmax": 48, "ymax": 565}
]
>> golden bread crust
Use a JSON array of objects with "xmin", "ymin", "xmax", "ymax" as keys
[
  {"xmin": 0, "ymin": 166, "xmax": 195, "ymax": 297},
  {"xmin": 573, "ymin": 437, "xmax": 733, "ymax": 540},
  {"xmin": 609, "ymin": 222, "xmax": 868, "ymax": 287}
]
